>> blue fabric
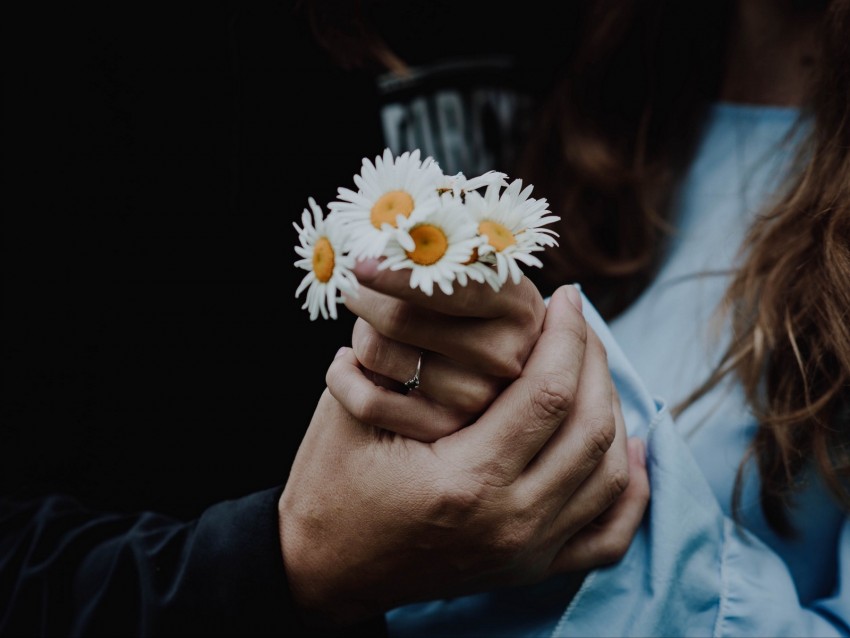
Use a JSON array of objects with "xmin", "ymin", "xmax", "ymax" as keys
[{"xmin": 386, "ymin": 103, "xmax": 850, "ymax": 636}]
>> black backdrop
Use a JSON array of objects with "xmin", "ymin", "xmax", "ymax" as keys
[
  {"xmin": 3, "ymin": 1, "xmax": 573, "ymax": 519},
  {"xmin": 3, "ymin": 2, "xmax": 385, "ymax": 517}
]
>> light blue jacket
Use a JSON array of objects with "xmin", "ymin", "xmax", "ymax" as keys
[{"xmin": 386, "ymin": 104, "xmax": 849, "ymax": 636}]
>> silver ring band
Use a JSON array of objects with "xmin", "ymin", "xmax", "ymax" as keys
[{"xmin": 403, "ymin": 351, "xmax": 424, "ymax": 392}]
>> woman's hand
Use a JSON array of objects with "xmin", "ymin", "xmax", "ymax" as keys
[
  {"xmin": 280, "ymin": 286, "xmax": 649, "ymax": 628},
  {"xmin": 340, "ymin": 257, "xmax": 547, "ymax": 440}
]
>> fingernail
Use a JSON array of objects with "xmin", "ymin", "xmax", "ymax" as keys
[
  {"xmin": 353, "ymin": 258, "xmax": 380, "ymax": 282},
  {"xmin": 565, "ymin": 284, "xmax": 583, "ymax": 311}
]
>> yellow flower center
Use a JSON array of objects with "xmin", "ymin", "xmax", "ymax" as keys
[
  {"xmin": 312, "ymin": 237, "xmax": 335, "ymax": 283},
  {"xmin": 371, "ymin": 190, "xmax": 414, "ymax": 228},
  {"xmin": 478, "ymin": 220, "xmax": 516, "ymax": 252},
  {"xmin": 407, "ymin": 224, "xmax": 448, "ymax": 266}
]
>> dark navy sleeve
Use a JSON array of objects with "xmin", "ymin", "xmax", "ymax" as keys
[{"xmin": 0, "ymin": 487, "xmax": 387, "ymax": 637}]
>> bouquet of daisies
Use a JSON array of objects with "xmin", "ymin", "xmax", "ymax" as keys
[{"xmin": 294, "ymin": 148, "xmax": 560, "ymax": 320}]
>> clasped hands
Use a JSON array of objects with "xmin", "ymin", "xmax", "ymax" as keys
[{"xmin": 279, "ymin": 258, "xmax": 650, "ymax": 628}]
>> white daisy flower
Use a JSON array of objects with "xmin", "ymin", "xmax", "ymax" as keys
[
  {"xmin": 437, "ymin": 170, "xmax": 508, "ymax": 199},
  {"xmin": 379, "ymin": 194, "xmax": 486, "ymax": 297},
  {"xmin": 454, "ymin": 257, "xmax": 503, "ymax": 292},
  {"xmin": 293, "ymin": 197, "xmax": 359, "ymax": 320},
  {"xmin": 465, "ymin": 179, "xmax": 561, "ymax": 285},
  {"xmin": 328, "ymin": 148, "xmax": 444, "ymax": 259}
]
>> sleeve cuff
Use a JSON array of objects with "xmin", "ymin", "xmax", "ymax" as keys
[{"xmin": 170, "ymin": 485, "xmax": 386, "ymax": 637}]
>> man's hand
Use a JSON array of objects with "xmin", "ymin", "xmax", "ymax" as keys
[{"xmin": 279, "ymin": 286, "xmax": 649, "ymax": 628}]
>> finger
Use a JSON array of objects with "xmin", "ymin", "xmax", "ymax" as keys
[
  {"xmin": 549, "ymin": 437, "xmax": 650, "ymax": 573},
  {"xmin": 344, "ymin": 278, "xmax": 544, "ymax": 379},
  {"xmin": 441, "ymin": 285, "xmax": 587, "ymax": 482},
  {"xmin": 352, "ymin": 257, "xmax": 541, "ymax": 320},
  {"xmin": 351, "ymin": 319, "xmax": 503, "ymax": 413},
  {"xmin": 515, "ymin": 325, "xmax": 620, "ymax": 508},
  {"xmin": 326, "ymin": 347, "xmax": 468, "ymax": 441},
  {"xmin": 351, "ymin": 317, "xmax": 422, "ymax": 388},
  {"xmin": 543, "ymin": 378, "xmax": 631, "ymax": 541}
]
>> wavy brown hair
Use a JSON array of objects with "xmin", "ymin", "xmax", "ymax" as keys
[
  {"xmin": 302, "ymin": 0, "xmax": 850, "ymax": 534},
  {"xmin": 688, "ymin": 0, "xmax": 850, "ymax": 533},
  {"xmin": 517, "ymin": 0, "xmax": 850, "ymax": 535}
]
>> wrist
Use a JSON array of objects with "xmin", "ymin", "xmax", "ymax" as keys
[{"xmin": 278, "ymin": 489, "xmax": 378, "ymax": 629}]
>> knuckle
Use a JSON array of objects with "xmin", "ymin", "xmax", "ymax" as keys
[
  {"xmin": 351, "ymin": 320, "xmax": 385, "ymax": 370},
  {"xmin": 490, "ymin": 524, "xmax": 529, "ymax": 559},
  {"xmin": 473, "ymin": 336, "xmax": 525, "ymax": 379},
  {"xmin": 528, "ymin": 375, "xmax": 575, "ymax": 424},
  {"xmin": 488, "ymin": 284, "xmax": 546, "ymax": 379},
  {"xmin": 487, "ymin": 508, "xmax": 539, "ymax": 560},
  {"xmin": 605, "ymin": 466, "xmax": 631, "ymax": 505},
  {"xmin": 324, "ymin": 357, "xmax": 343, "ymax": 388},
  {"xmin": 430, "ymin": 465, "xmax": 513, "ymax": 515},
  {"xmin": 493, "ymin": 350, "xmax": 524, "ymax": 380},
  {"xmin": 346, "ymin": 392, "xmax": 378, "ymax": 424},
  {"xmin": 582, "ymin": 414, "xmax": 616, "ymax": 463},
  {"xmin": 381, "ymin": 301, "xmax": 416, "ymax": 342},
  {"xmin": 439, "ymin": 482, "xmax": 483, "ymax": 514},
  {"xmin": 337, "ymin": 384, "xmax": 397, "ymax": 427},
  {"xmin": 454, "ymin": 379, "xmax": 502, "ymax": 415},
  {"xmin": 517, "ymin": 278, "xmax": 547, "ymax": 325},
  {"xmin": 426, "ymin": 477, "xmax": 494, "ymax": 529}
]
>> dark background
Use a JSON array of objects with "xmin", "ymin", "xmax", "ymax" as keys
[
  {"xmin": 2, "ymin": 1, "xmax": 571, "ymax": 519},
  {"xmin": 3, "ymin": 2, "xmax": 384, "ymax": 517}
]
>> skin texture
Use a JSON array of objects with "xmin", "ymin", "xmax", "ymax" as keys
[
  {"xmin": 340, "ymin": 257, "xmax": 548, "ymax": 439},
  {"xmin": 280, "ymin": 283, "xmax": 650, "ymax": 628},
  {"xmin": 278, "ymin": 0, "xmax": 828, "ymax": 631}
]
